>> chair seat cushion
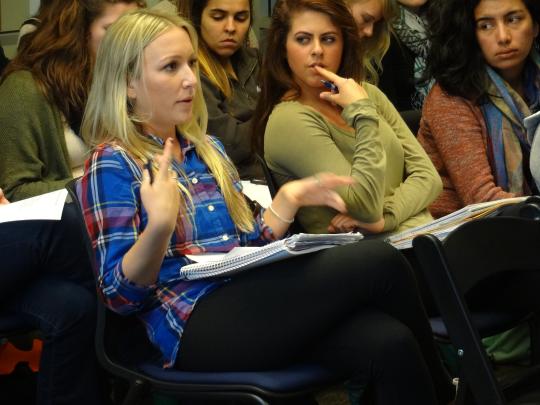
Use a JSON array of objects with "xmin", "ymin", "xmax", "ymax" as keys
[{"xmin": 137, "ymin": 362, "xmax": 338, "ymax": 393}]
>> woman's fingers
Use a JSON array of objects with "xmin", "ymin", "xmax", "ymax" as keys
[
  {"xmin": 155, "ymin": 138, "xmax": 174, "ymax": 181},
  {"xmin": 314, "ymin": 65, "xmax": 342, "ymax": 82}
]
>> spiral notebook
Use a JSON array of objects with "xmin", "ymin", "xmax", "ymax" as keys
[{"xmin": 182, "ymin": 232, "xmax": 364, "ymax": 280}]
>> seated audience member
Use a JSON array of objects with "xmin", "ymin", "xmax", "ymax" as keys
[
  {"xmin": 0, "ymin": 0, "xmax": 144, "ymax": 201},
  {"xmin": 0, "ymin": 187, "xmax": 102, "ymax": 405},
  {"xmin": 253, "ymin": 0, "xmax": 441, "ymax": 235},
  {"xmin": 78, "ymin": 9, "xmax": 455, "ymax": 404},
  {"xmin": 190, "ymin": 0, "xmax": 262, "ymax": 179},
  {"xmin": 344, "ymin": 0, "xmax": 397, "ymax": 85},
  {"xmin": 418, "ymin": 0, "xmax": 540, "ymax": 218},
  {"xmin": 378, "ymin": 0, "xmax": 433, "ymax": 111}
]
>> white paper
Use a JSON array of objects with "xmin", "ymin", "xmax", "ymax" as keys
[
  {"xmin": 0, "ymin": 189, "xmax": 68, "ymax": 224},
  {"xmin": 241, "ymin": 181, "xmax": 272, "ymax": 208}
]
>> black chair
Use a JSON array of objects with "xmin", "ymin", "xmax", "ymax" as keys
[
  {"xmin": 65, "ymin": 179, "xmax": 341, "ymax": 405},
  {"xmin": 255, "ymin": 153, "xmax": 278, "ymax": 198},
  {"xmin": 413, "ymin": 215, "xmax": 540, "ymax": 405}
]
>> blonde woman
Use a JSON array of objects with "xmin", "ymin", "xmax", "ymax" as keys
[
  {"xmin": 346, "ymin": 0, "xmax": 398, "ymax": 84},
  {"xmin": 79, "ymin": 10, "xmax": 454, "ymax": 404}
]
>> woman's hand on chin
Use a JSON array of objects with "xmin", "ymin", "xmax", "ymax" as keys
[{"xmin": 315, "ymin": 66, "xmax": 369, "ymax": 108}]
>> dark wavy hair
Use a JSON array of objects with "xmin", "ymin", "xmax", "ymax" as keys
[
  {"xmin": 251, "ymin": 0, "xmax": 363, "ymax": 154},
  {"xmin": 2, "ymin": 0, "xmax": 145, "ymax": 132},
  {"xmin": 426, "ymin": 0, "xmax": 540, "ymax": 103}
]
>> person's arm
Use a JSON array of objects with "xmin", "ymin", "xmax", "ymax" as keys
[
  {"xmin": 419, "ymin": 85, "xmax": 514, "ymax": 207},
  {"xmin": 0, "ymin": 73, "xmax": 72, "ymax": 201},
  {"xmin": 79, "ymin": 142, "xmax": 181, "ymax": 315},
  {"xmin": 368, "ymin": 84, "xmax": 442, "ymax": 231},
  {"xmin": 201, "ymin": 75, "xmax": 254, "ymax": 166},
  {"xmin": 262, "ymin": 172, "xmax": 355, "ymax": 238}
]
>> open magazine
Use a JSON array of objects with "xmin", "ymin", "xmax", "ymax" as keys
[
  {"xmin": 385, "ymin": 197, "xmax": 527, "ymax": 250},
  {"xmin": 182, "ymin": 232, "xmax": 364, "ymax": 280}
]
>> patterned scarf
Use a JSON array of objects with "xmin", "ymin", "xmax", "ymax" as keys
[
  {"xmin": 480, "ymin": 51, "xmax": 540, "ymax": 194},
  {"xmin": 392, "ymin": 6, "xmax": 434, "ymax": 110}
]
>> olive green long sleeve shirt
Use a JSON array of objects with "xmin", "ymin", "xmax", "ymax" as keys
[{"xmin": 264, "ymin": 82, "xmax": 441, "ymax": 233}]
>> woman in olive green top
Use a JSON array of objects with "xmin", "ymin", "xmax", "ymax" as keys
[{"xmin": 253, "ymin": 0, "xmax": 441, "ymax": 235}]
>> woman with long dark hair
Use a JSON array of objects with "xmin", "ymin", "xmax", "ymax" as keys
[
  {"xmin": 418, "ymin": 0, "xmax": 540, "ymax": 218},
  {"xmin": 252, "ymin": 0, "xmax": 441, "ymax": 235},
  {"xmin": 0, "ymin": 0, "xmax": 145, "ymax": 201}
]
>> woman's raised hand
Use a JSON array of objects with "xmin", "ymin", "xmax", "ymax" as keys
[
  {"xmin": 140, "ymin": 138, "xmax": 181, "ymax": 235},
  {"xmin": 282, "ymin": 172, "xmax": 354, "ymax": 213},
  {"xmin": 266, "ymin": 172, "xmax": 355, "ymax": 237},
  {"xmin": 315, "ymin": 66, "xmax": 368, "ymax": 108}
]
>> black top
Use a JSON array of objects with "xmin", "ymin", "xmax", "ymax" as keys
[{"xmin": 378, "ymin": 35, "xmax": 416, "ymax": 112}]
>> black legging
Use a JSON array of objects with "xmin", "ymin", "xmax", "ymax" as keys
[{"xmin": 177, "ymin": 240, "xmax": 454, "ymax": 405}]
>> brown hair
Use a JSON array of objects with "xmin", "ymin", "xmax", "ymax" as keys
[
  {"xmin": 3, "ymin": 0, "xmax": 146, "ymax": 132},
  {"xmin": 252, "ymin": 0, "xmax": 363, "ymax": 154}
]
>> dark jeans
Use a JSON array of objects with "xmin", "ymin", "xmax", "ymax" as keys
[
  {"xmin": 0, "ymin": 203, "xmax": 102, "ymax": 405},
  {"xmin": 177, "ymin": 240, "xmax": 454, "ymax": 405}
]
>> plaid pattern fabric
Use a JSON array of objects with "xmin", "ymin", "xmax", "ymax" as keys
[{"xmin": 77, "ymin": 134, "xmax": 274, "ymax": 367}]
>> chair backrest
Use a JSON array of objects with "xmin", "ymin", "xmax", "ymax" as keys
[
  {"xmin": 255, "ymin": 153, "xmax": 278, "ymax": 198},
  {"xmin": 413, "ymin": 216, "xmax": 540, "ymax": 405},
  {"xmin": 438, "ymin": 216, "xmax": 540, "ymax": 294}
]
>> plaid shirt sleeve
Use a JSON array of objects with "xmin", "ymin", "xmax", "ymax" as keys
[{"xmin": 78, "ymin": 145, "xmax": 157, "ymax": 315}]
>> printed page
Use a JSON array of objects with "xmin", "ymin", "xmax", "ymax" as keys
[
  {"xmin": 0, "ymin": 189, "xmax": 68, "ymax": 224},
  {"xmin": 241, "ymin": 181, "xmax": 272, "ymax": 208}
]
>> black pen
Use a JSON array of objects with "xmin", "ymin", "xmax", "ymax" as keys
[
  {"xmin": 321, "ymin": 79, "xmax": 338, "ymax": 93},
  {"xmin": 145, "ymin": 158, "xmax": 154, "ymax": 184}
]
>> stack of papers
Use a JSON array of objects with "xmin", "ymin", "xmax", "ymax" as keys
[{"xmin": 385, "ymin": 197, "xmax": 527, "ymax": 250}]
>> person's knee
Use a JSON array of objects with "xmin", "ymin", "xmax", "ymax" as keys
[
  {"xmin": 370, "ymin": 322, "xmax": 424, "ymax": 378},
  {"xmin": 45, "ymin": 284, "xmax": 96, "ymax": 337}
]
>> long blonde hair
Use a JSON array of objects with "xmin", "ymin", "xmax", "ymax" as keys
[
  {"xmin": 82, "ymin": 8, "xmax": 254, "ymax": 232},
  {"xmin": 345, "ymin": 0, "xmax": 397, "ymax": 84}
]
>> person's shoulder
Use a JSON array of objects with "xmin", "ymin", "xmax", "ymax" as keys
[
  {"xmin": 0, "ymin": 71, "xmax": 50, "ymax": 115},
  {"xmin": 242, "ymin": 47, "xmax": 260, "ymax": 60},
  {"xmin": 363, "ymin": 82, "xmax": 391, "ymax": 104},
  {"xmin": 270, "ymin": 100, "xmax": 311, "ymax": 117},
  {"xmin": 1, "ymin": 70, "xmax": 39, "ymax": 93},
  {"xmin": 424, "ymin": 83, "xmax": 472, "ymax": 111}
]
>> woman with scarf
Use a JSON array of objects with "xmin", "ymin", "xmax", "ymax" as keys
[
  {"xmin": 417, "ymin": 0, "xmax": 540, "ymax": 219},
  {"xmin": 378, "ymin": 0, "xmax": 432, "ymax": 112}
]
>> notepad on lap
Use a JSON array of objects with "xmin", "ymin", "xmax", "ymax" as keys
[{"xmin": 182, "ymin": 232, "xmax": 364, "ymax": 280}]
